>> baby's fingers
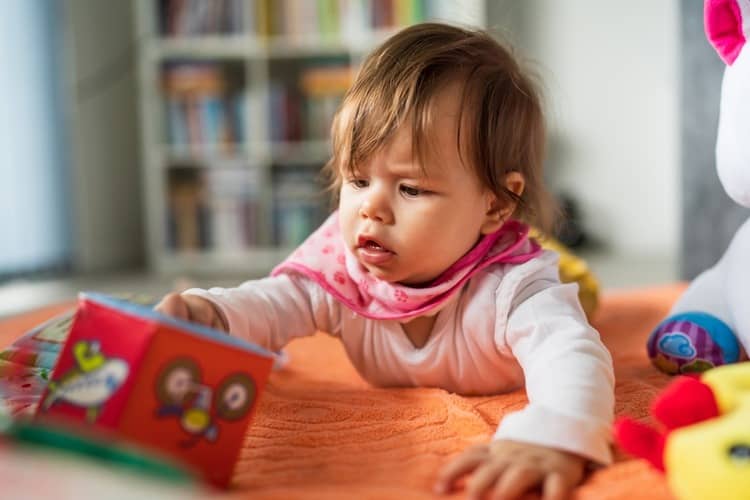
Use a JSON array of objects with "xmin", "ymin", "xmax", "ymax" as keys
[
  {"xmin": 542, "ymin": 472, "xmax": 573, "ymax": 500},
  {"xmin": 465, "ymin": 461, "xmax": 508, "ymax": 500},
  {"xmin": 154, "ymin": 293, "xmax": 189, "ymax": 320},
  {"xmin": 182, "ymin": 295, "xmax": 228, "ymax": 331},
  {"xmin": 434, "ymin": 445, "xmax": 489, "ymax": 494},
  {"xmin": 492, "ymin": 465, "xmax": 544, "ymax": 500},
  {"xmin": 155, "ymin": 293, "xmax": 227, "ymax": 331}
]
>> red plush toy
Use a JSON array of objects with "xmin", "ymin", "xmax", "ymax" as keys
[
  {"xmin": 614, "ymin": 364, "xmax": 750, "ymax": 500},
  {"xmin": 615, "ymin": 375, "xmax": 718, "ymax": 470}
]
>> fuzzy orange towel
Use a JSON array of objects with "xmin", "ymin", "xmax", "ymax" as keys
[{"xmin": 0, "ymin": 285, "xmax": 684, "ymax": 499}]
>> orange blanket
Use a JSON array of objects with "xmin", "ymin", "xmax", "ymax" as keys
[{"xmin": 0, "ymin": 285, "xmax": 684, "ymax": 499}]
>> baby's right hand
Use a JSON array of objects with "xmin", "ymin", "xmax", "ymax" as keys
[{"xmin": 154, "ymin": 293, "xmax": 228, "ymax": 332}]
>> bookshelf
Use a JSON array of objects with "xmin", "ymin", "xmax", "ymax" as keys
[{"xmin": 135, "ymin": 0, "xmax": 486, "ymax": 276}]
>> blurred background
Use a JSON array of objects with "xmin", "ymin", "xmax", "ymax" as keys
[{"xmin": 0, "ymin": 0, "xmax": 743, "ymax": 317}]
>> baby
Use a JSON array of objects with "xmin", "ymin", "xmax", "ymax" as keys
[{"xmin": 156, "ymin": 22, "xmax": 614, "ymax": 500}]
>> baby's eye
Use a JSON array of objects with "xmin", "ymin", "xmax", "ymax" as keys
[
  {"xmin": 400, "ymin": 185, "xmax": 424, "ymax": 197},
  {"xmin": 349, "ymin": 179, "xmax": 369, "ymax": 189}
]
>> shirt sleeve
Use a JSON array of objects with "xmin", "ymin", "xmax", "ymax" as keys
[
  {"xmin": 493, "ymin": 254, "xmax": 615, "ymax": 465},
  {"xmin": 182, "ymin": 274, "xmax": 338, "ymax": 352}
]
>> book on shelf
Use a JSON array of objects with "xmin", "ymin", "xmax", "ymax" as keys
[
  {"xmin": 162, "ymin": 63, "xmax": 246, "ymax": 156},
  {"xmin": 280, "ymin": 0, "xmax": 320, "ymax": 42},
  {"xmin": 204, "ymin": 167, "xmax": 262, "ymax": 252},
  {"xmin": 166, "ymin": 168, "xmax": 210, "ymax": 252},
  {"xmin": 166, "ymin": 166, "xmax": 262, "ymax": 253},
  {"xmin": 272, "ymin": 167, "xmax": 328, "ymax": 247},
  {"xmin": 256, "ymin": 0, "xmax": 429, "ymax": 40},
  {"xmin": 270, "ymin": 62, "xmax": 352, "ymax": 143},
  {"xmin": 299, "ymin": 64, "xmax": 353, "ymax": 140},
  {"xmin": 269, "ymin": 82, "xmax": 302, "ymax": 143},
  {"xmin": 317, "ymin": 0, "xmax": 340, "ymax": 39},
  {"xmin": 159, "ymin": 0, "xmax": 247, "ymax": 36}
]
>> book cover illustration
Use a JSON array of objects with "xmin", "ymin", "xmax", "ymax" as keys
[
  {"xmin": 154, "ymin": 356, "xmax": 256, "ymax": 448},
  {"xmin": 41, "ymin": 339, "xmax": 129, "ymax": 423},
  {"xmin": 0, "ymin": 294, "xmax": 154, "ymax": 418}
]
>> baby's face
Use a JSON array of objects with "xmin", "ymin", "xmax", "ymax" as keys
[{"xmin": 338, "ymin": 82, "xmax": 496, "ymax": 285}]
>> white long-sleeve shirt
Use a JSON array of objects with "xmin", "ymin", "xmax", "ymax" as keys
[{"xmin": 185, "ymin": 250, "xmax": 614, "ymax": 464}]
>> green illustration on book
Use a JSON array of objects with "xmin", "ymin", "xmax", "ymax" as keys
[{"xmin": 0, "ymin": 294, "xmax": 154, "ymax": 419}]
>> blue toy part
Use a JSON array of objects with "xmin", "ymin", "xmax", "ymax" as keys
[{"xmin": 647, "ymin": 312, "xmax": 741, "ymax": 374}]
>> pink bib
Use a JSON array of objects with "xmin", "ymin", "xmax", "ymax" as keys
[{"xmin": 271, "ymin": 212, "xmax": 542, "ymax": 321}]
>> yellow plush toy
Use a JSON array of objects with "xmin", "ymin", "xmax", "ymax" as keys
[
  {"xmin": 531, "ymin": 228, "xmax": 600, "ymax": 319},
  {"xmin": 615, "ymin": 363, "xmax": 750, "ymax": 500}
]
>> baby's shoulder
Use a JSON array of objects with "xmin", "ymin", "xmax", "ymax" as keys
[
  {"xmin": 475, "ymin": 249, "xmax": 561, "ymax": 294},
  {"xmin": 453, "ymin": 251, "xmax": 562, "ymax": 341},
  {"xmin": 462, "ymin": 249, "xmax": 560, "ymax": 320}
]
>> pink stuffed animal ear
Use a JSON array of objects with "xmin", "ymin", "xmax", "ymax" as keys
[{"xmin": 705, "ymin": 0, "xmax": 748, "ymax": 65}]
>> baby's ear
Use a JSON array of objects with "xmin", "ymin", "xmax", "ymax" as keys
[{"xmin": 479, "ymin": 172, "xmax": 525, "ymax": 234}]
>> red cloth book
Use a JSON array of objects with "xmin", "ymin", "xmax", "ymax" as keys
[{"xmin": 36, "ymin": 292, "xmax": 274, "ymax": 488}]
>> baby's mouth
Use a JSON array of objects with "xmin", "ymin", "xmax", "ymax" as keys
[
  {"xmin": 357, "ymin": 236, "xmax": 395, "ymax": 264},
  {"xmin": 357, "ymin": 236, "xmax": 393, "ymax": 252}
]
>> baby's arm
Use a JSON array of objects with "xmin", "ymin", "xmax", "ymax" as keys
[
  {"xmin": 494, "ymin": 279, "xmax": 615, "ymax": 465},
  {"xmin": 437, "ymin": 254, "xmax": 614, "ymax": 499},
  {"xmin": 158, "ymin": 274, "xmax": 336, "ymax": 353}
]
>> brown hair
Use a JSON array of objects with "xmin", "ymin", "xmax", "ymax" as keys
[{"xmin": 324, "ymin": 22, "xmax": 557, "ymax": 232}]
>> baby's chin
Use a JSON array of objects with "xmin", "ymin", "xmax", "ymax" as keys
[
  {"xmin": 362, "ymin": 265, "xmax": 409, "ymax": 285},
  {"xmin": 394, "ymin": 270, "xmax": 443, "ymax": 287},
  {"xmin": 361, "ymin": 265, "xmax": 399, "ymax": 283},
  {"xmin": 359, "ymin": 256, "xmax": 441, "ymax": 286}
]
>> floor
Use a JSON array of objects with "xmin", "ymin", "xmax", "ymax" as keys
[{"xmin": 0, "ymin": 251, "xmax": 679, "ymax": 319}]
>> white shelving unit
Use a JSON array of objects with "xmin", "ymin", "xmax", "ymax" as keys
[{"xmin": 135, "ymin": 0, "xmax": 485, "ymax": 277}]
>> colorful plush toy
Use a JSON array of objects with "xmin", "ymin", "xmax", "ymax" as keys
[
  {"xmin": 530, "ymin": 228, "xmax": 600, "ymax": 320},
  {"xmin": 614, "ymin": 363, "xmax": 750, "ymax": 500},
  {"xmin": 648, "ymin": 0, "xmax": 750, "ymax": 374}
]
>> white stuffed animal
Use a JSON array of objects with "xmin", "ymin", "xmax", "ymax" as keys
[{"xmin": 648, "ymin": 0, "xmax": 750, "ymax": 374}]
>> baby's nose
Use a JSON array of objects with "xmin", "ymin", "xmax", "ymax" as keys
[{"xmin": 359, "ymin": 190, "xmax": 393, "ymax": 224}]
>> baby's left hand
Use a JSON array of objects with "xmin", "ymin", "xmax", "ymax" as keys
[{"xmin": 434, "ymin": 439, "xmax": 586, "ymax": 500}]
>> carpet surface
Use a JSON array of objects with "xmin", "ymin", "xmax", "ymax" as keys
[{"xmin": 0, "ymin": 285, "xmax": 685, "ymax": 499}]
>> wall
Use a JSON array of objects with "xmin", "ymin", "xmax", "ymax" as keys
[
  {"xmin": 0, "ymin": 1, "xmax": 70, "ymax": 274},
  {"xmin": 64, "ymin": 0, "xmax": 144, "ymax": 272},
  {"xmin": 489, "ymin": 1, "xmax": 680, "ymax": 263}
]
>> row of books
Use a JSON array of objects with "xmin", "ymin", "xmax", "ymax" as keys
[
  {"xmin": 164, "ymin": 94, "xmax": 246, "ymax": 154},
  {"xmin": 162, "ymin": 61, "xmax": 350, "ymax": 148},
  {"xmin": 166, "ymin": 167, "xmax": 259, "ymax": 251},
  {"xmin": 159, "ymin": 0, "xmax": 246, "ymax": 36},
  {"xmin": 157, "ymin": 0, "xmax": 461, "ymax": 40},
  {"xmin": 165, "ymin": 166, "xmax": 327, "ymax": 251},
  {"xmin": 162, "ymin": 63, "xmax": 246, "ymax": 153},
  {"xmin": 259, "ymin": 0, "xmax": 427, "ymax": 40},
  {"xmin": 270, "ymin": 64, "xmax": 352, "ymax": 142}
]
